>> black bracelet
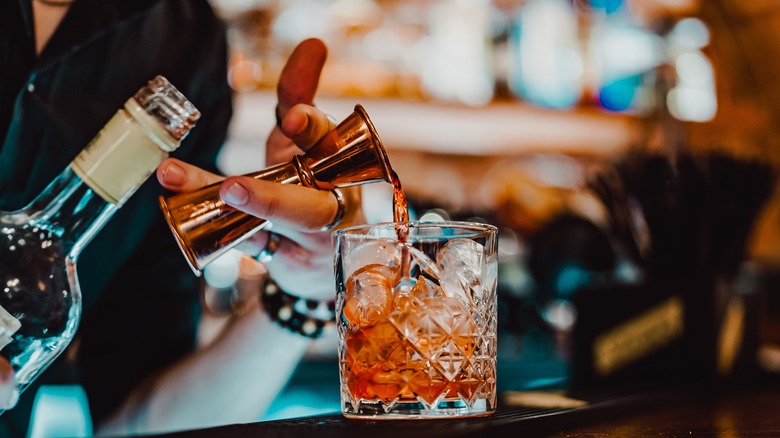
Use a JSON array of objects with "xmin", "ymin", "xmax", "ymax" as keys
[{"xmin": 260, "ymin": 277, "xmax": 336, "ymax": 339}]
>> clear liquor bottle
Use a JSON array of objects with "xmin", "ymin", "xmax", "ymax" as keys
[{"xmin": 0, "ymin": 76, "xmax": 199, "ymax": 412}]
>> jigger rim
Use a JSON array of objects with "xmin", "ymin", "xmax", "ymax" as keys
[{"xmin": 353, "ymin": 104, "xmax": 394, "ymax": 184}]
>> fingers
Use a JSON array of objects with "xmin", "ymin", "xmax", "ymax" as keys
[
  {"xmin": 270, "ymin": 38, "xmax": 332, "ymax": 160},
  {"xmin": 269, "ymin": 104, "xmax": 337, "ymax": 164},
  {"xmin": 157, "ymin": 158, "xmax": 223, "ymax": 193},
  {"xmin": 279, "ymin": 104, "xmax": 336, "ymax": 153},
  {"xmin": 219, "ymin": 176, "xmax": 341, "ymax": 233},
  {"xmin": 276, "ymin": 38, "xmax": 327, "ymax": 117}
]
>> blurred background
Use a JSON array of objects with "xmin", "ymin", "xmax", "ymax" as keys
[{"xmin": 193, "ymin": 0, "xmax": 780, "ymax": 425}]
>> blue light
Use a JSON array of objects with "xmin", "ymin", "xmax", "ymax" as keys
[
  {"xmin": 509, "ymin": 0, "xmax": 583, "ymax": 110},
  {"xmin": 598, "ymin": 74, "xmax": 641, "ymax": 112},
  {"xmin": 554, "ymin": 264, "xmax": 591, "ymax": 299},
  {"xmin": 589, "ymin": 0, "xmax": 624, "ymax": 14},
  {"xmin": 262, "ymin": 387, "xmax": 340, "ymax": 421},
  {"xmin": 28, "ymin": 385, "xmax": 92, "ymax": 438}
]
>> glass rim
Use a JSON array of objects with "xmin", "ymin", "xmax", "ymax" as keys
[{"xmin": 333, "ymin": 220, "xmax": 498, "ymax": 238}]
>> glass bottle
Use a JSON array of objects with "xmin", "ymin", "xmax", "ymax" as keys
[{"xmin": 0, "ymin": 76, "xmax": 200, "ymax": 412}]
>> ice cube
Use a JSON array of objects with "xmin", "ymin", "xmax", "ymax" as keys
[
  {"xmin": 410, "ymin": 275, "xmax": 443, "ymax": 300},
  {"xmin": 390, "ymin": 273, "xmax": 443, "ymax": 314},
  {"xmin": 408, "ymin": 246, "xmax": 441, "ymax": 285},
  {"xmin": 437, "ymin": 239, "xmax": 484, "ymax": 307},
  {"xmin": 343, "ymin": 264, "xmax": 395, "ymax": 328},
  {"xmin": 343, "ymin": 239, "xmax": 402, "ymax": 282}
]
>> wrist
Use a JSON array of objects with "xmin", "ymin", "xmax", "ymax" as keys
[{"xmin": 259, "ymin": 276, "xmax": 336, "ymax": 339}]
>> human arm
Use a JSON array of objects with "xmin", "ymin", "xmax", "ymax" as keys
[{"xmin": 96, "ymin": 38, "xmax": 357, "ymax": 435}]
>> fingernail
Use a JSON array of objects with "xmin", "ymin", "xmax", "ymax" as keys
[
  {"xmin": 162, "ymin": 162, "xmax": 186, "ymax": 186},
  {"xmin": 223, "ymin": 182, "xmax": 249, "ymax": 206}
]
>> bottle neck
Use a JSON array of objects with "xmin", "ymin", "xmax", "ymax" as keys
[
  {"xmin": 71, "ymin": 102, "xmax": 172, "ymax": 206},
  {"xmin": 20, "ymin": 76, "xmax": 198, "ymax": 263},
  {"xmin": 30, "ymin": 166, "xmax": 117, "ymax": 259},
  {"xmin": 31, "ymin": 98, "xmax": 181, "ymax": 259}
]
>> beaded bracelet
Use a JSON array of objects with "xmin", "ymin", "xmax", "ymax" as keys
[{"xmin": 260, "ymin": 277, "xmax": 336, "ymax": 339}]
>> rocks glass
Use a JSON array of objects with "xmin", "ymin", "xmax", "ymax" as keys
[{"xmin": 334, "ymin": 221, "xmax": 498, "ymax": 419}]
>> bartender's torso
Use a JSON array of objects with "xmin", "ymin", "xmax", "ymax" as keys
[{"xmin": 0, "ymin": 0, "xmax": 232, "ymax": 434}]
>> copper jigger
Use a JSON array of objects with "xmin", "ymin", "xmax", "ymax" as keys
[{"xmin": 159, "ymin": 104, "xmax": 394, "ymax": 276}]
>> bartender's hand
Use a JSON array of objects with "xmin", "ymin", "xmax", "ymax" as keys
[
  {"xmin": 157, "ymin": 38, "xmax": 363, "ymax": 300},
  {"xmin": 103, "ymin": 37, "xmax": 362, "ymax": 437}
]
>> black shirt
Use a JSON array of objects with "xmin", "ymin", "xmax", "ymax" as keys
[{"xmin": 0, "ymin": 0, "xmax": 233, "ymax": 434}]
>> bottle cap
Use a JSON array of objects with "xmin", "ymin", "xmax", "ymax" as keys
[{"xmin": 133, "ymin": 76, "xmax": 201, "ymax": 144}]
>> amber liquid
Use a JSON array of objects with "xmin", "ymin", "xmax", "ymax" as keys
[
  {"xmin": 391, "ymin": 170, "xmax": 409, "ymax": 224},
  {"xmin": 343, "ymin": 302, "xmax": 481, "ymax": 405},
  {"xmin": 340, "ymin": 170, "xmax": 495, "ymax": 417},
  {"xmin": 391, "ymin": 169, "xmax": 409, "ymax": 246}
]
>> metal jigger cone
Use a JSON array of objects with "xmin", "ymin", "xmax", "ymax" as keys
[{"xmin": 159, "ymin": 104, "xmax": 394, "ymax": 276}]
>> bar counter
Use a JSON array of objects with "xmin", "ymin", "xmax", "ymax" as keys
[{"xmin": 149, "ymin": 383, "xmax": 780, "ymax": 438}]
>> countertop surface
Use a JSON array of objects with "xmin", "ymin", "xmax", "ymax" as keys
[{"xmin": 148, "ymin": 383, "xmax": 780, "ymax": 438}]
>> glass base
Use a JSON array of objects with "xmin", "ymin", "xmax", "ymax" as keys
[{"xmin": 342, "ymin": 398, "xmax": 494, "ymax": 420}]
